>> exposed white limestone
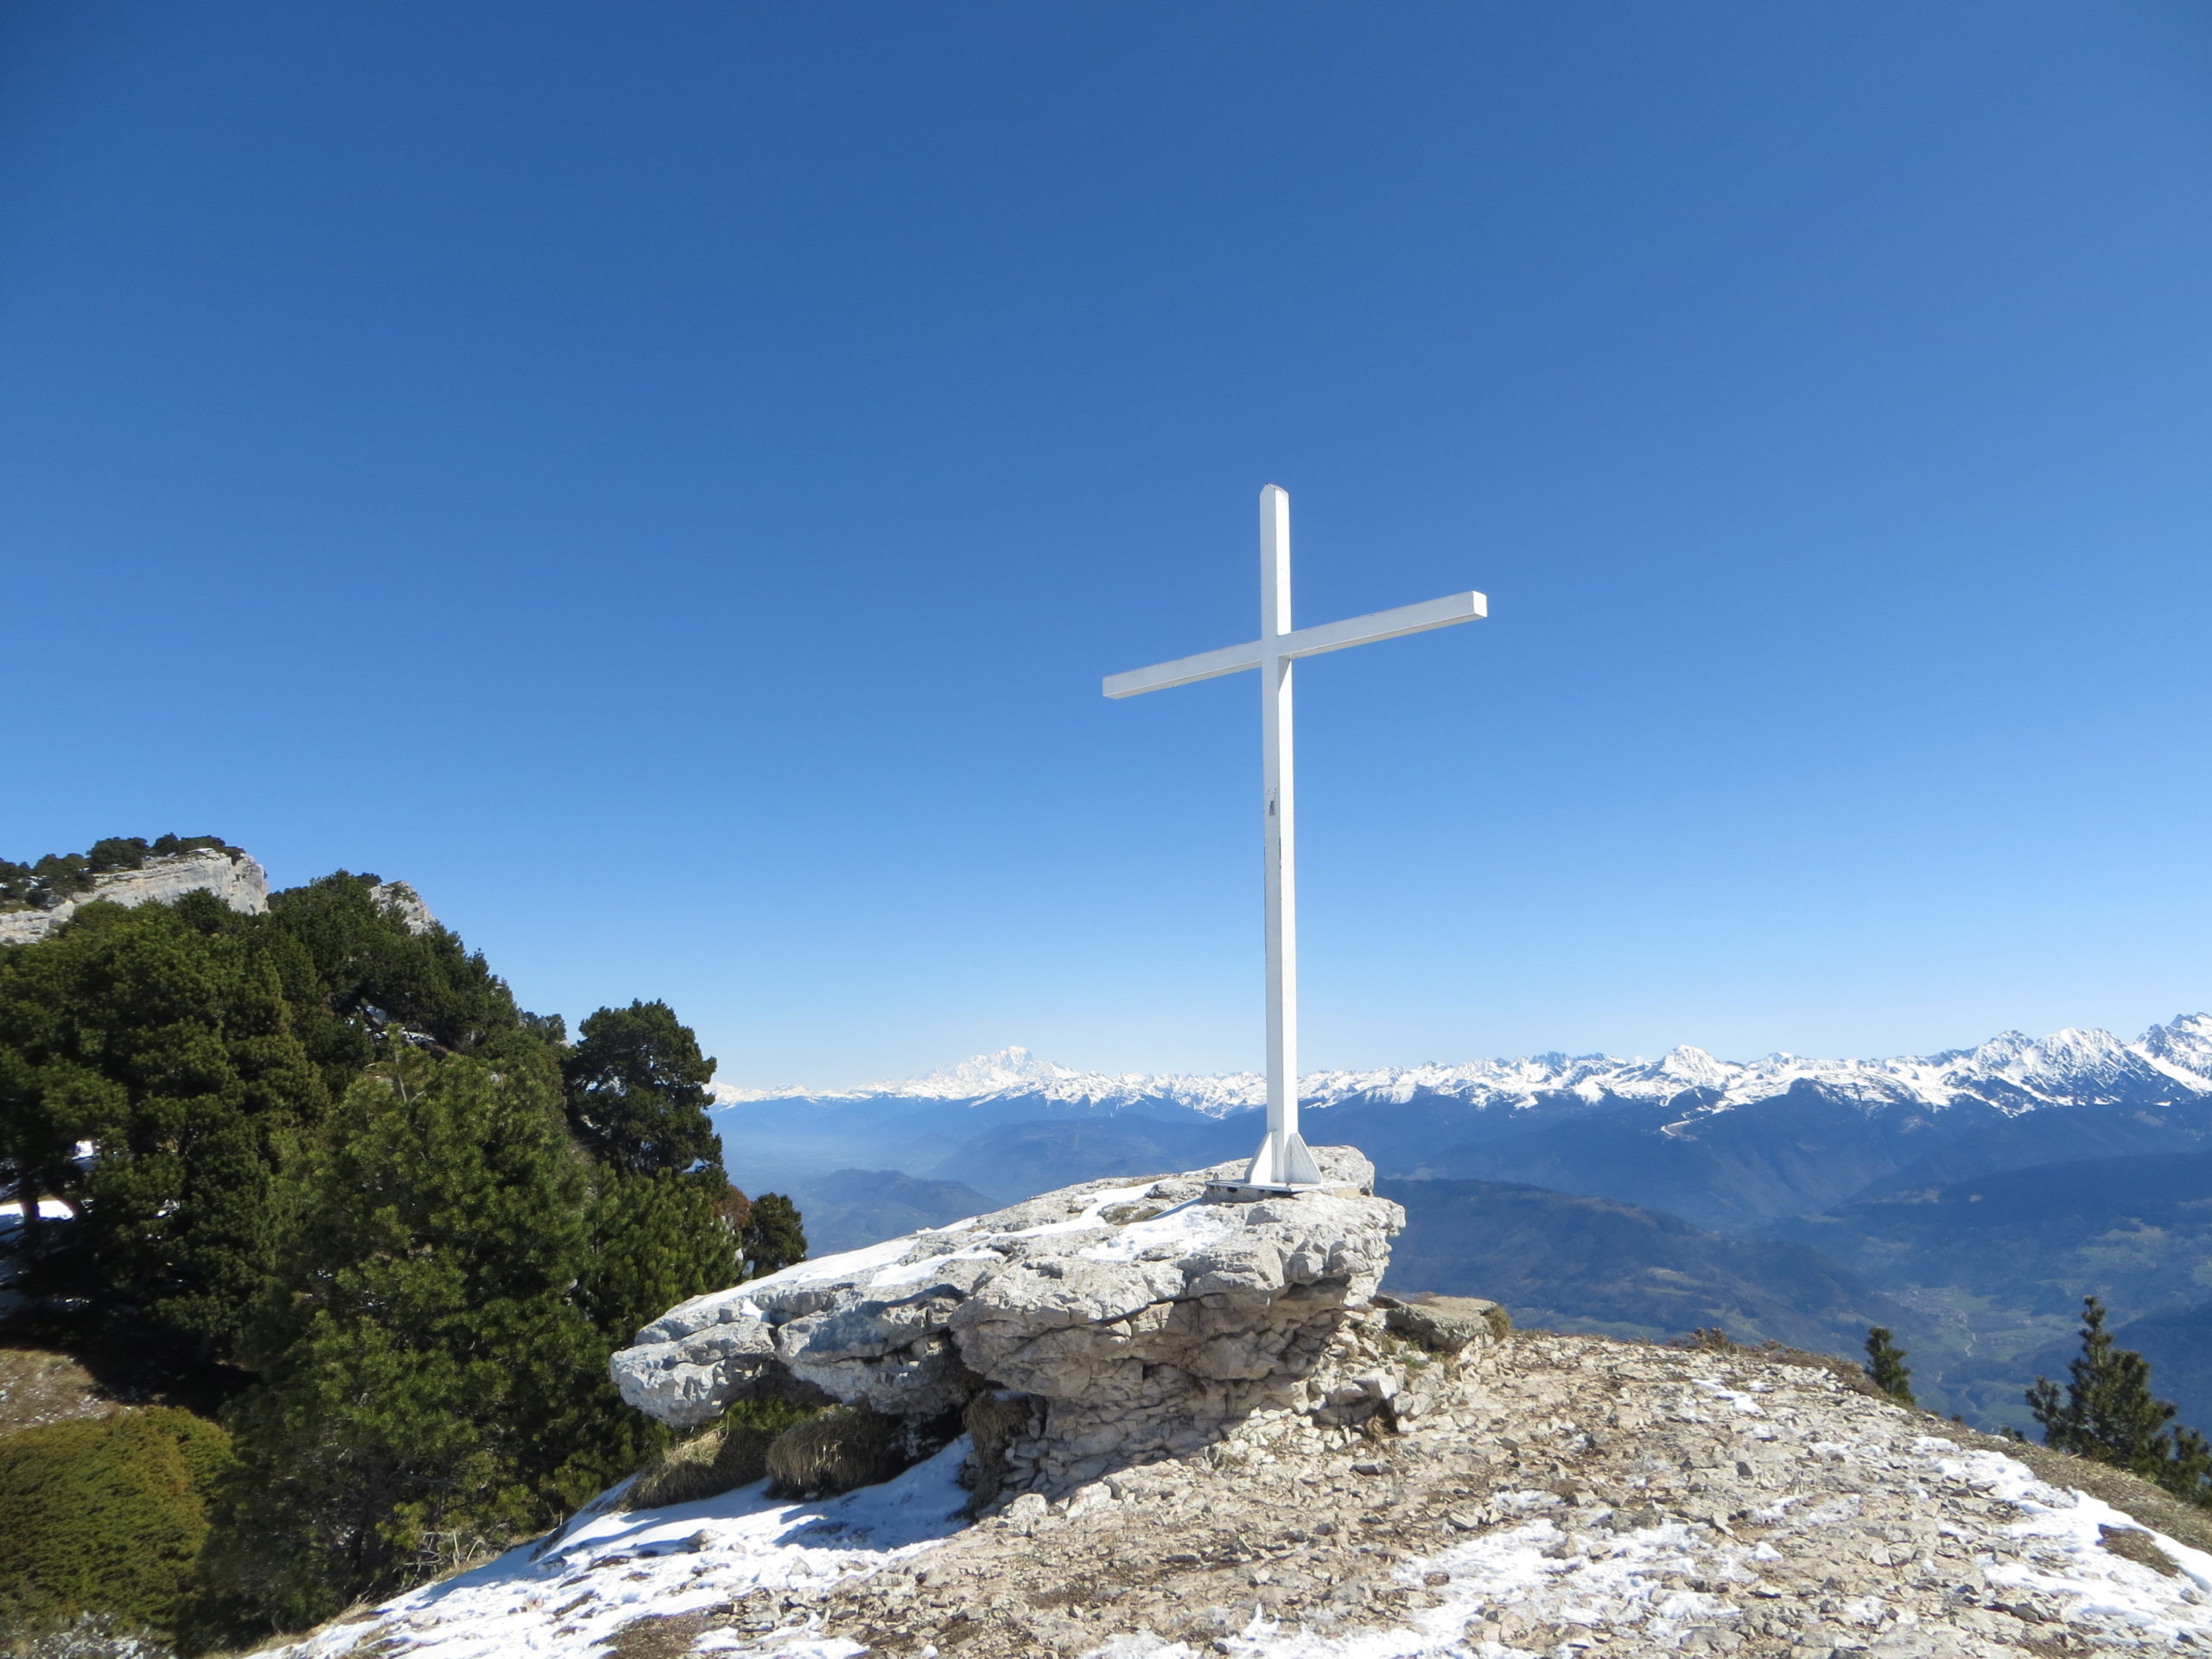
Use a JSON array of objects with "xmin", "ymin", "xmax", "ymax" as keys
[
  {"xmin": 0, "ymin": 848, "xmax": 269, "ymax": 944},
  {"xmin": 613, "ymin": 1147, "xmax": 1402, "ymax": 1487}
]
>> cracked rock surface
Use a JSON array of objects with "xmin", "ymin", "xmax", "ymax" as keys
[{"xmin": 613, "ymin": 1147, "xmax": 1402, "ymax": 1489}]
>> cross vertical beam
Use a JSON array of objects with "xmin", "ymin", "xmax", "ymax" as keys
[
  {"xmin": 1105, "ymin": 485, "xmax": 1486, "ymax": 1192},
  {"xmin": 1256, "ymin": 486, "xmax": 1321, "ymax": 1185}
]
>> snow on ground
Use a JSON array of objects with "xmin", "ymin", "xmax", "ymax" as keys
[
  {"xmin": 0, "ymin": 1200, "xmax": 76, "ymax": 1223},
  {"xmin": 1090, "ymin": 1436, "xmax": 2212, "ymax": 1659},
  {"xmin": 270, "ymin": 1440, "xmax": 976, "ymax": 1659},
  {"xmin": 264, "ymin": 1421, "xmax": 2212, "ymax": 1659}
]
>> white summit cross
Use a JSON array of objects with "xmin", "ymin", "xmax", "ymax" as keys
[{"xmin": 1106, "ymin": 484, "xmax": 1486, "ymax": 1192}]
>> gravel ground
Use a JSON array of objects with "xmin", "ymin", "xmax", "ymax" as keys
[
  {"xmin": 780, "ymin": 1331, "xmax": 2212, "ymax": 1659},
  {"xmin": 277, "ymin": 1326, "xmax": 2212, "ymax": 1659}
]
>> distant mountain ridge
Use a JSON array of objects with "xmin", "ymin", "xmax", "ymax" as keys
[
  {"xmin": 706, "ymin": 1022, "xmax": 2212, "ymax": 1435},
  {"xmin": 713, "ymin": 1016, "xmax": 2212, "ymax": 1237},
  {"xmin": 720, "ymin": 1016, "xmax": 2212, "ymax": 1122}
]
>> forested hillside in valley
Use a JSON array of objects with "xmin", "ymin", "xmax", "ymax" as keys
[{"xmin": 0, "ymin": 842, "xmax": 795, "ymax": 1656}]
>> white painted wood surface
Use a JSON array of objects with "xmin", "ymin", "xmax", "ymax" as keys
[{"xmin": 1105, "ymin": 485, "xmax": 1486, "ymax": 1189}]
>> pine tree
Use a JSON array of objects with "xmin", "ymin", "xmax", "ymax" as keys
[
  {"xmin": 574, "ymin": 1168, "xmax": 740, "ymax": 1476},
  {"xmin": 560, "ymin": 1001, "xmax": 739, "ymax": 1340},
  {"xmin": 559, "ymin": 1001, "xmax": 721, "ymax": 1175},
  {"xmin": 583, "ymin": 1170, "xmax": 739, "ymax": 1344},
  {"xmin": 261, "ymin": 872, "xmax": 526, "ymax": 1090},
  {"xmin": 0, "ymin": 895, "xmax": 327, "ymax": 1356},
  {"xmin": 200, "ymin": 1042, "xmax": 607, "ymax": 1636},
  {"xmin": 2027, "ymin": 1295, "xmax": 2212, "ymax": 1506},
  {"xmin": 1863, "ymin": 1326, "xmax": 1915, "ymax": 1408},
  {"xmin": 743, "ymin": 1193, "xmax": 807, "ymax": 1279}
]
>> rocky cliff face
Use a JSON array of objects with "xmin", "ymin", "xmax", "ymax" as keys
[
  {"xmin": 369, "ymin": 880, "xmax": 437, "ymax": 936},
  {"xmin": 0, "ymin": 847, "xmax": 269, "ymax": 945}
]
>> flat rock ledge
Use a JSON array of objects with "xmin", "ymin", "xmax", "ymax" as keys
[{"xmin": 612, "ymin": 1147, "xmax": 1416, "ymax": 1492}]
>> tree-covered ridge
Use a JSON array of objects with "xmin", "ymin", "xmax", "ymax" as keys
[
  {"xmin": 0, "ymin": 854, "xmax": 795, "ymax": 1653},
  {"xmin": 0, "ymin": 835, "xmax": 243, "ymax": 913}
]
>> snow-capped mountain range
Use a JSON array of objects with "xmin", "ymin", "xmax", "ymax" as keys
[{"xmin": 716, "ymin": 1014, "xmax": 2212, "ymax": 1120}]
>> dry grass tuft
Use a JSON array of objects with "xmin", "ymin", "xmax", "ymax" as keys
[
  {"xmin": 603, "ymin": 1610, "xmax": 714, "ymax": 1659},
  {"xmin": 621, "ymin": 1397, "xmax": 823, "ymax": 1512},
  {"xmin": 766, "ymin": 1406, "xmax": 908, "ymax": 1499},
  {"xmin": 962, "ymin": 1392, "xmax": 1035, "ymax": 1512},
  {"xmin": 622, "ymin": 1429, "xmax": 736, "ymax": 1512},
  {"xmin": 2099, "ymin": 1524, "xmax": 2180, "ymax": 1576}
]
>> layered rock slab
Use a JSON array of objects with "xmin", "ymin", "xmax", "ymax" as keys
[
  {"xmin": 0, "ymin": 848, "xmax": 269, "ymax": 944},
  {"xmin": 612, "ymin": 1147, "xmax": 1401, "ymax": 1488}
]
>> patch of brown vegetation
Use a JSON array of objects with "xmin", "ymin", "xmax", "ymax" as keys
[
  {"xmin": 2098, "ymin": 1523, "xmax": 2180, "ymax": 1576},
  {"xmin": 961, "ymin": 1392, "xmax": 1036, "ymax": 1513},
  {"xmin": 603, "ymin": 1610, "xmax": 713, "ymax": 1659},
  {"xmin": 624, "ymin": 1428, "xmax": 751, "ymax": 1512},
  {"xmin": 0, "ymin": 1346, "xmax": 115, "ymax": 1437},
  {"xmin": 766, "ymin": 1405, "xmax": 908, "ymax": 1498},
  {"xmin": 1677, "ymin": 1325, "xmax": 1891, "ymax": 1400}
]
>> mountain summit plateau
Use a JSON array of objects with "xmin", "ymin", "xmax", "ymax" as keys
[{"xmin": 263, "ymin": 1153, "xmax": 2212, "ymax": 1659}]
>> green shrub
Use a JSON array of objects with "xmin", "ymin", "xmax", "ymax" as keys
[{"xmin": 0, "ymin": 1408, "xmax": 232, "ymax": 1643}]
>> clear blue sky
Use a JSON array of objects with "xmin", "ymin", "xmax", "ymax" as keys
[{"xmin": 5, "ymin": 3, "xmax": 2210, "ymax": 1087}]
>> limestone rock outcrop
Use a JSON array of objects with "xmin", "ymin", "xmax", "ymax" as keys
[
  {"xmin": 613, "ymin": 1147, "xmax": 1405, "ymax": 1490},
  {"xmin": 369, "ymin": 880, "xmax": 438, "ymax": 936},
  {"xmin": 0, "ymin": 848, "xmax": 270, "ymax": 945}
]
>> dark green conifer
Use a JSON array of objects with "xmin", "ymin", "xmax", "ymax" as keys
[
  {"xmin": 582, "ymin": 1170, "xmax": 739, "ymax": 1344},
  {"xmin": 743, "ymin": 1193, "xmax": 808, "ymax": 1279},
  {"xmin": 560, "ymin": 1001, "xmax": 721, "ymax": 1175},
  {"xmin": 2028, "ymin": 1295, "xmax": 2212, "ymax": 1506},
  {"xmin": 0, "ymin": 897, "xmax": 326, "ymax": 1355},
  {"xmin": 1863, "ymin": 1326, "xmax": 1915, "ymax": 1407},
  {"xmin": 560, "ymin": 1001, "xmax": 741, "ymax": 1469},
  {"xmin": 263, "ymin": 872, "xmax": 523, "ymax": 1068},
  {"xmin": 560, "ymin": 1000, "xmax": 737, "ymax": 1333},
  {"xmin": 201, "ymin": 1043, "xmax": 607, "ymax": 1634}
]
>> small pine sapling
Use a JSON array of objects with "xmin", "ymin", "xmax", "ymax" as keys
[
  {"xmin": 2028, "ymin": 1295, "xmax": 2212, "ymax": 1507},
  {"xmin": 1863, "ymin": 1326, "xmax": 1916, "ymax": 1408}
]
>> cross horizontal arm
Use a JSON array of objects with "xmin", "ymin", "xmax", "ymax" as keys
[
  {"xmin": 1103, "ymin": 589, "xmax": 1486, "ymax": 700},
  {"xmin": 1103, "ymin": 638, "xmax": 1268, "ymax": 699}
]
